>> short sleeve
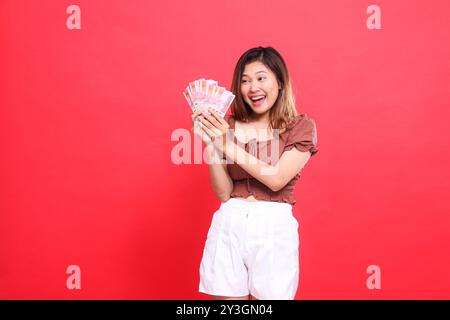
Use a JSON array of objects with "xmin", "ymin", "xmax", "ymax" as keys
[{"xmin": 284, "ymin": 115, "xmax": 319, "ymax": 156}]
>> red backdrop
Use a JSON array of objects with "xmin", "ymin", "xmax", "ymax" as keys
[{"xmin": 1, "ymin": 0, "xmax": 449, "ymax": 299}]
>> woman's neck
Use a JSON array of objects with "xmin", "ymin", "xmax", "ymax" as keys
[{"xmin": 248, "ymin": 111, "xmax": 270, "ymax": 127}]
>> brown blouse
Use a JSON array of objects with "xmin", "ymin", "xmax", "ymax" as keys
[{"xmin": 223, "ymin": 113, "xmax": 318, "ymax": 205}]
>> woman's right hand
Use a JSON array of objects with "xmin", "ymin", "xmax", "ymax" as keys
[{"xmin": 191, "ymin": 110, "xmax": 212, "ymax": 145}]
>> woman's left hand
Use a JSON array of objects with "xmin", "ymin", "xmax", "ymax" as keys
[{"xmin": 197, "ymin": 108, "xmax": 231, "ymax": 151}]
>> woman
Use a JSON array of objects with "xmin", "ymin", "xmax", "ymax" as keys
[{"xmin": 191, "ymin": 46, "xmax": 319, "ymax": 300}]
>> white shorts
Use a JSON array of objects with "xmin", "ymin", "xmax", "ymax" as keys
[{"xmin": 199, "ymin": 197, "xmax": 300, "ymax": 300}]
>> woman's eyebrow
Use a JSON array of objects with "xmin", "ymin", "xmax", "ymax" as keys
[{"xmin": 242, "ymin": 70, "xmax": 267, "ymax": 77}]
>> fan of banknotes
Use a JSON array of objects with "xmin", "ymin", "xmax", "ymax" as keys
[{"xmin": 183, "ymin": 78, "xmax": 235, "ymax": 117}]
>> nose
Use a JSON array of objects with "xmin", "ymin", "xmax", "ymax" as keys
[{"xmin": 249, "ymin": 83, "xmax": 260, "ymax": 92}]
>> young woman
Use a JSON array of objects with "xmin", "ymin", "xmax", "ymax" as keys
[{"xmin": 191, "ymin": 46, "xmax": 319, "ymax": 300}]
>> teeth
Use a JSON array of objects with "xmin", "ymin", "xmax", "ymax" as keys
[{"xmin": 250, "ymin": 96, "xmax": 265, "ymax": 101}]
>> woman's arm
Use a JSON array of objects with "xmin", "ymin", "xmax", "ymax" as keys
[
  {"xmin": 198, "ymin": 109, "xmax": 311, "ymax": 192},
  {"xmin": 192, "ymin": 110, "xmax": 233, "ymax": 201},
  {"xmin": 205, "ymin": 143, "xmax": 233, "ymax": 201},
  {"xmin": 224, "ymin": 141, "xmax": 311, "ymax": 192}
]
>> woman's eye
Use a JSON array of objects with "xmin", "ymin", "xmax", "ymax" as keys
[
  {"xmin": 258, "ymin": 77, "xmax": 266, "ymax": 81},
  {"xmin": 242, "ymin": 80, "xmax": 248, "ymax": 83}
]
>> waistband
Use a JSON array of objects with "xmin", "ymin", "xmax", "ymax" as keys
[{"xmin": 220, "ymin": 197, "xmax": 292, "ymax": 213}]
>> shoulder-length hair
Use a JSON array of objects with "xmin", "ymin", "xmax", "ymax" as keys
[{"xmin": 230, "ymin": 46, "xmax": 298, "ymax": 132}]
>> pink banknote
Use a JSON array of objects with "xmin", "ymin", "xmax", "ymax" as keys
[{"xmin": 183, "ymin": 78, "xmax": 235, "ymax": 117}]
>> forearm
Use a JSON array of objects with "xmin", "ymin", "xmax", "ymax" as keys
[
  {"xmin": 206, "ymin": 144, "xmax": 233, "ymax": 201},
  {"xmin": 224, "ymin": 141, "xmax": 281, "ymax": 191}
]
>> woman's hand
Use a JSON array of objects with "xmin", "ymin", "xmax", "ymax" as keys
[
  {"xmin": 191, "ymin": 110, "xmax": 213, "ymax": 145},
  {"xmin": 196, "ymin": 108, "xmax": 231, "ymax": 151}
]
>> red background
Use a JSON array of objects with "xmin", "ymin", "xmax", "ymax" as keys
[{"xmin": 1, "ymin": 0, "xmax": 449, "ymax": 299}]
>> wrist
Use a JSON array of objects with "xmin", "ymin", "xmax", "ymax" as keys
[
  {"xmin": 223, "ymin": 139, "xmax": 236, "ymax": 161},
  {"xmin": 206, "ymin": 143, "xmax": 223, "ymax": 164}
]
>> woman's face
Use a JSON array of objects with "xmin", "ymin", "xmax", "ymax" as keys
[{"xmin": 241, "ymin": 61, "xmax": 280, "ymax": 116}]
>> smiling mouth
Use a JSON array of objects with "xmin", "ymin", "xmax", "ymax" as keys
[{"xmin": 249, "ymin": 95, "xmax": 266, "ymax": 107}]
